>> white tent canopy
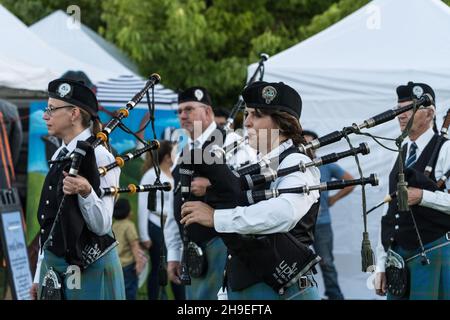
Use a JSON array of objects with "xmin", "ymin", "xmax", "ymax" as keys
[
  {"xmin": 30, "ymin": 10, "xmax": 177, "ymax": 108},
  {"xmin": 30, "ymin": 10, "xmax": 137, "ymax": 77},
  {"xmin": 249, "ymin": 0, "xmax": 450, "ymax": 299},
  {"xmin": 0, "ymin": 56, "xmax": 57, "ymax": 91},
  {"xmin": 0, "ymin": 5, "xmax": 118, "ymax": 90}
]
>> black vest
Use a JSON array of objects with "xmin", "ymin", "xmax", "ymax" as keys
[
  {"xmin": 381, "ymin": 134, "xmax": 450, "ymax": 251},
  {"xmin": 226, "ymin": 146, "xmax": 320, "ymax": 291},
  {"xmin": 172, "ymin": 127, "xmax": 227, "ymax": 244},
  {"xmin": 38, "ymin": 157, "xmax": 68, "ymax": 256},
  {"xmin": 38, "ymin": 141, "xmax": 117, "ymax": 268}
]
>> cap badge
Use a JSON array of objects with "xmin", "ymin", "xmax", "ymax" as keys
[
  {"xmin": 194, "ymin": 89, "xmax": 204, "ymax": 101},
  {"xmin": 412, "ymin": 85, "xmax": 424, "ymax": 99},
  {"xmin": 262, "ymin": 86, "xmax": 277, "ymax": 104},
  {"xmin": 57, "ymin": 83, "xmax": 71, "ymax": 98}
]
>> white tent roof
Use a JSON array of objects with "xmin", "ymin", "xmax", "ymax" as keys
[
  {"xmin": 30, "ymin": 10, "xmax": 137, "ymax": 77},
  {"xmin": 257, "ymin": 0, "xmax": 450, "ymax": 104},
  {"xmin": 0, "ymin": 4, "xmax": 118, "ymax": 90},
  {"xmin": 249, "ymin": 0, "xmax": 450, "ymax": 299},
  {"xmin": 0, "ymin": 55, "xmax": 57, "ymax": 91},
  {"xmin": 29, "ymin": 10, "xmax": 177, "ymax": 108}
]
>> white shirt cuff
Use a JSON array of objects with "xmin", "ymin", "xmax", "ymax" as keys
[
  {"xmin": 375, "ymin": 253, "xmax": 387, "ymax": 273},
  {"xmin": 78, "ymin": 188, "xmax": 95, "ymax": 203},
  {"xmin": 213, "ymin": 209, "xmax": 234, "ymax": 233},
  {"xmin": 34, "ymin": 251, "xmax": 44, "ymax": 284},
  {"xmin": 420, "ymin": 189, "xmax": 435, "ymax": 207},
  {"xmin": 167, "ymin": 249, "xmax": 182, "ymax": 262}
]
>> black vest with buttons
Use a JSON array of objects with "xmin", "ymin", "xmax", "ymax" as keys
[
  {"xmin": 37, "ymin": 141, "xmax": 117, "ymax": 268},
  {"xmin": 226, "ymin": 145, "xmax": 320, "ymax": 291},
  {"xmin": 37, "ymin": 156, "xmax": 67, "ymax": 256},
  {"xmin": 382, "ymin": 134, "xmax": 450, "ymax": 251},
  {"xmin": 173, "ymin": 127, "xmax": 227, "ymax": 245}
]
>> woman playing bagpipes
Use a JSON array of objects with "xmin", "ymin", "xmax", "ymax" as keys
[
  {"xmin": 30, "ymin": 79, "xmax": 125, "ymax": 300},
  {"xmin": 180, "ymin": 81, "xmax": 322, "ymax": 300}
]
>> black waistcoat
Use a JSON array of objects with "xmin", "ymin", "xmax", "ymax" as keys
[
  {"xmin": 172, "ymin": 127, "xmax": 227, "ymax": 245},
  {"xmin": 38, "ymin": 156, "xmax": 68, "ymax": 256},
  {"xmin": 37, "ymin": 141, "xmax": 117, "ymax": 268},
  {"xmin": 381, "ymin": 134, "xmax": 450, "ymax": 251},
  {"xmin": 227, "ymin": 146, "xmax": 320, "ymax": 291}
]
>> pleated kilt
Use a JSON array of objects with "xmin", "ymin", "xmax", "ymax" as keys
[
  {"xmin": 186, "ymin": 236, "xmax": 227, "ymax": 300},
  {"xmin": 38, "ymin": 247, "xmax": 126, "ymax": 300},
  {"xmin": 388, "ymin": 233, "xmax": 450, "ymax": 300}
]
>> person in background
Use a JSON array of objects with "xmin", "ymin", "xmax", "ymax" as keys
[
  {"xmin": 113, "ymin": 198, "xmax": 147, "ymax": 300},
  {"xmin": 302, "ymin": 130, "xmax": 355, "ymax": 300},
  {"xmin": 0, "ymin": 99, "xmax": 22, "ymax": 188},
  {"xmin": 213, "ymin": 107, "xmax": 231, "ymax": 128},
  {"xmin": 138, "ymin": 140, "xmax": 185, "ymax": 300},
  {"xmin": 165, "ymin": 87, "xmax": 256, "ymax": 300}
]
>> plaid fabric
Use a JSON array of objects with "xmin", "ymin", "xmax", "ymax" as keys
[
  {"xmin": 228, "ymin": 277, "xmax": 320, "ymax": 300},
  {"xmin": 185, "ymin": 236, "xmax": 227, "ymax": 300},
  {"xmin": 388, "ymin": 234, "xmax": 450, "ymax": 300},
  {"xmin": 39, "ymin": 248, "xmax": 125, "ymax": 300}
]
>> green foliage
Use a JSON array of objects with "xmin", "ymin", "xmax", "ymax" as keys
[
  {"xmin": 100, "ymin": 0, "xmax": 341, "ymax": 107},
  {"xmin": 298, "ymin": 0, "xmax": 369, "ymax": 40},
  {"xmin": 3, "ymin": 0, "xmax": 450, "ymax": 105},
  {"xmin": 25, "ymin": 172, "xmax": 46, "ymax": 244}
]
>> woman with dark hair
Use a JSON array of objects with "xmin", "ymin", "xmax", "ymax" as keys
[
  {"xmin": 31, "ymin": 78, "xmax": 124, "ymax": 300},
  {"xmin": 180, "ymin": 81, "xmax": 321, "ymax": 300},
  {"xmin": 138, "ymin": 140, "xmax": 185, "ymax": 300}
]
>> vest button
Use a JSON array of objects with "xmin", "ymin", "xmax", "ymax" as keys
[
  {"xmin": 49, "ymin": 186, "xmax": 53, "ymax": 191},
  {"xmin": 41, "ymin": 229, "xmax": 45, "ymax": 234},
  {"xmin": 45, "ymin": 200, "xmax": 50, "ymax": 205},
  {"xmin": 228, "ymin": 254, "xmax": 232, "ymax": 260},
  {"xmin": 395, "ymin": 214, "xmax": 400, "ymax": 219},
  {"xmin": 395, "ymin": 225, "xmax": 399, "ymax": 230},
  {"xmin": 41, "ymin": 215, "xmax": 45, "ymax": 220},
  {"xmin": 390, "ymin": 237, "xmax": 394, "ymax": 242}
]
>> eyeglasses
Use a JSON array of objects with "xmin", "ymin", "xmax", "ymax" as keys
[
  {"xmin": 176, "ymin": 105, "xmax": 206, "ymax": 115},
  {"xmin": 44, "ymin": 105, "xmax": 74, "ymax": 117}
]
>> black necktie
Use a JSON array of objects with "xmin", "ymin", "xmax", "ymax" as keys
[
  {"xmin": 52, "ymin": 147, "xmax": 69, "ymax": 169},
  {"xmin": 57, "ymin": 147, "xmax": 69, "ymax": 159},
  {"xmin": 405, "ymin": 142, "xmax": 417, "ymax": 168}
]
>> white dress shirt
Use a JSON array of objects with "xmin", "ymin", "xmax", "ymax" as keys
[
  {"xmin": 375, "ymin": 127, "xmax": 450, "ymax": 273},
  {"xmin": 214, "ymin": 139, "xmax": 321, "ymax": 234},
  {"xmin": 34, "ymin": 128, "xmax": 120, "ymax": 283},
  {"xmin": 164, "ymin": 122, "xmax": 257, "ymax": 262},
  {"xmin": 138, "ymin": 168, "xmax": 173, "ymax": 241}
]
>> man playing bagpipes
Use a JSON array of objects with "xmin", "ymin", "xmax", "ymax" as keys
[{"xmin": 375, "ymin": 82, "xmax": 450, "ymax": 300}]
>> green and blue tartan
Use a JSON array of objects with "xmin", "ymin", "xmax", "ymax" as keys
[
  {"xmin": 185, "ymin": 236, "xmax": 227, "ymax": 300},
  {"xmin": 39, "ymin": 247, "xmax": 125, "ymax": 300},
  {"xmin": 228, "ymin": 279, "xmax": 320, "ymax": 300},
  {"xmin": 388, "ymin": 234, "xmax": 450, "ymax": 300}
]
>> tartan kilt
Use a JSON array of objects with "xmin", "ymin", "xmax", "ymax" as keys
[
  {"xmin": 388, "ymin": 234, "xmax": 450, "ymax": 300},
  {"xmin": 185, "ymin": 236, "xmax": 227, "ymax": 300},
  {"xmin": 38, "ymin": 247, "xmax": 125, "ymax": 300},
  {"xmin": 227, "ymin": 278, "xmax": 320, "ymax": 300}
]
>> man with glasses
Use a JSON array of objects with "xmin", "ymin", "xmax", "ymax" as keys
[
  {"xmin": 375, "ymin": 82, "xmax": 450, "ymax": 300},
  {"xmin": 164, "ymin": 86, "xmax": 255, "ymax": 299}
]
